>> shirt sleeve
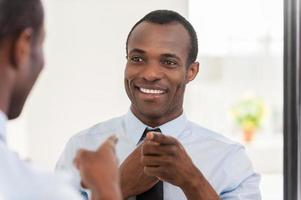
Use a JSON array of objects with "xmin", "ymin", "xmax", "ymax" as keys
[
  {"xmin": 27, "ymin": 175, "xmax": 84, "ymax": 200},
  {"xmin": 55, "ymin": 133, "xmax": 92, "ymax": 200},
  {"xmin": 55, "ymin": 136, "xmax": 83, "ymax": 193},
  {"xmin": 220, "ymin": 145, "xmax": 261, "ymax": 200},
  {"xmin": 0, "ymin": 143, "xmax": 83, "ymax": 200}
]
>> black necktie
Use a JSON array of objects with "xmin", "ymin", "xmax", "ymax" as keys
[{"xmin": 136, "ymin": 128, "xmax": 163, "ymax": 200}]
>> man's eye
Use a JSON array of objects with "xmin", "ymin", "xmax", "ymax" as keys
[
  {"xmin": 130, "ymin": 56, "xmax": 143, "ymax": 63},
  {"xmin": 161, "ymin": 59, "xmax": 177, "ymax": 66}
]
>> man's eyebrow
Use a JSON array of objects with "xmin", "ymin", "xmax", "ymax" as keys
[
  {"xmin": 161, "ymin": 53, "xmax": 181, "ymax": 60},
  {"xmin": 128, "ymin": 48, "xmax": 145, "ymax": 54}
]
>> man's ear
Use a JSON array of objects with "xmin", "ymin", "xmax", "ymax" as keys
[
  {"xmin": 186, "ymin": 62, "xmax": 199, "ymax": 83},
  {"xmin": 12, "ymin": 28, "xmax": 34, "ymax": 69}
]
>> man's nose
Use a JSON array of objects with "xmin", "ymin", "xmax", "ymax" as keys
[{"xmin": 141, "ymin": 61, "xmax": 164, "ymax": 82}]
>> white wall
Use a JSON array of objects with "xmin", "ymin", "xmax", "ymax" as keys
[{"xmin": 15, "ymin": 0, "xmax": 188, "ymax": 169}]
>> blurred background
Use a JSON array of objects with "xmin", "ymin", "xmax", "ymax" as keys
[{"xmin": 7, "ymin": 0, "xmax": 283, "ymax": 199}]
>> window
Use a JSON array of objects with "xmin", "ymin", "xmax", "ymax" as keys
[{"xmin": 188, "ymin": 0, "xmax": 283, "ymax": 199}]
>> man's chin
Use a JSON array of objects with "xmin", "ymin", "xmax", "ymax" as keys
[
  {"xmin": 7, "ymin": 109, "xmax": 22, "ymax": 120},
  {"xmin": 138, "ymin": 108, "xmax": 166, "ymax": 120},
  {"xmin": 7, "ymin": 101, "xmax": 25, "ymax": 120}
]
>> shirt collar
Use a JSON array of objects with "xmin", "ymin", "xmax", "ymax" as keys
[
  {"xmin": 0, "ymin": 110, "xmax": 7, "ymax": 143},
  {"xmin": 124, "ymin": 110, "xmax": 188, "ymax": 145}
]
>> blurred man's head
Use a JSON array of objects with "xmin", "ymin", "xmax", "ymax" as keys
[
  {"xmin": 124, "ymin": 10, "xmax": 199, "ymax": 127},
  {"xmin": 0, "ymin": 0, "xmax": 45, "ymax": 119}
]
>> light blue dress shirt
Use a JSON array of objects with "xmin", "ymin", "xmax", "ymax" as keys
[
  {"xmin": 56, "ymin": 111, "xmax": 261, "ymax": 200},
  {"xmin": 0, "ymin": 111, "xmax": 82, "ymax": 200},
  {"xmin": 0, "ymin": 111, "xmax": 7, "ymax": 143}
]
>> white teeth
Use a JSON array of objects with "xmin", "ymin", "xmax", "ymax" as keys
[{"xmin": 139, "ymin": 87, "xmax": 164, "ymax": 94}]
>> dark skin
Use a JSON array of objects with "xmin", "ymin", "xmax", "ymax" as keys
[
  {"xmin": 124, "ymin": 22, "xmax": 199, "ymax": 127},
  {"xmin": 121, "ymin": 21, "xmax": 219, "ymax": 199},
  {"xmin": 74, "ymin": 135, "xmax": 122, "ymax": 200},
  {"xmin": 142, "ymin": 132, "xmax": 220, "ymax": 200},
  {"xmin": 0, "ymin": 27, "xmax": 45, "ymax": 119},
  {"xmin": 120, "ymin": 143, "xmax": 158, "ymax": 198},
  {"xmin": 0, "ymin": 22, "xmax": 121, "ymax": 200}
]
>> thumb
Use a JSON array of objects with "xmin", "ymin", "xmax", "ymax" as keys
[
  {"xmin": 146, "ymin": 132, "xmax": 176, "ymax": 145},
  {"xmin": 106, "ymin": 135, "xmax": 118, "ymax": 147},
  {"xmin": 98, "ymin": 135, "xmax": 118, "ymax": 152}
]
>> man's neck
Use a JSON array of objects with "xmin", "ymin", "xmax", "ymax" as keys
[
  {"xmin": 0, "ymin": 95, "xmax": 9, "ymax": 116},
  {"xmin": 0, "ymin": 69, "xmax": 14, "ymax": 116},
  {"xmin": 130, "ymin": 106, "xmax": 183, "ymax": 128}
]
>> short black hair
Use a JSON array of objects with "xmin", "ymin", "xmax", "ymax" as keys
[
  {"xmin": 126, "ymin": 10, "xmax": 198, "ymax": 66},
  {"xmin": 0, "ymin": 0, "xmax": 44, "ymax": 45}
]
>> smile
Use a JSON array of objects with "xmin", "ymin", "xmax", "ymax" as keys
[{"xmin": 139, "ymin": 87, "xmax": 165, "ymax": 94}]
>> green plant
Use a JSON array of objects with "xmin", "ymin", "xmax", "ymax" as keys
[{"xmin": 231, "ymin": 96, "xmax": 265, "ymax": 133}]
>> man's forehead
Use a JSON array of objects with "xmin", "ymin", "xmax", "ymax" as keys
[
  {"xmin": 128, "ymin": 22, "xmax": 190, "ymax": 56},
  {"xmin": 129, "ymin": 21, "xmax": 188, "ymax": 39}
]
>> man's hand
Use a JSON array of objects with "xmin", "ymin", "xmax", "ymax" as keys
[
  {"xmin": 141, "ymin": 132, "xmax": 219, "ymax": 200},
  {"xmin": 74, "ymin": 135, "xmax": 122, "ymax": 200},
  {"xmin": 119, "ymin": 143, "xmax": 159, "ymax": 198},
  {"xmin": 141, "ymin": 132, "xmax": 198, "ymax": 187}
]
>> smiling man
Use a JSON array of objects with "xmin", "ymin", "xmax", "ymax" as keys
[
  {"xmin": 124, "ymin": 19, "xmax": 197, "ymax": 128},
  {"xmin": 56, "ymin": 10, "xmax": 261, "ymax": 200}
]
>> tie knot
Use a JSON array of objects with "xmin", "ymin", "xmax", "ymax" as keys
[
  {"xmin": 138, "ymin": 127, "xmax": 161, "ymax": 144},
  {"xmin": 145, "ymin": 127, "xmax": 161, "ymax": 133}
]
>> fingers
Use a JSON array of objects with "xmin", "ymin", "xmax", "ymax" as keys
[
  {"xmin": 106, "ymin": 135, "xmax": 119, "ymax": 146},
  {"xmin": 81, "ymin": 181, "xmax": 88, "ymax": 189},
  {"xmin": 142, "ymin": 141, "xmax": 177, "ymax": 156},
  {"xmin": 146, "ymin": 132, "xmax": 177, "ymax": 145},
  {"xmin": 99, "ymin": 135, "xmax": 118, "ymax": 150},
  {"xmin": 142, "ymin": 133, "xmax": 179, "ymax": 156},
  {"xmin": 144, "ymin": 166, "xmax": 168, "ymax": 180},
  {"xmin": 74, "ymin": 135, "xmax": 118, "ymax": 169},
  {"xmin": 96, "ymin": 135, "xmax": 118, "ymax": 157},
  {"xmin": 74, "ymin": 149, "xmax": 92, "ymax": 169},
  {"xmin": 141, "ymin": 154, "xmax": 173, "ymax": 167}
]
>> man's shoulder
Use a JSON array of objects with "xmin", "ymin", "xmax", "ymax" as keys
[
  {"xmin": 0, "ymin": 144, "xmax": 81, "ymax": 200},
  {"xmin": 67, "ymin": 114, "xmax": 126, "ymax": 148},
  {"xmin": 187, "ymin": 120, "xmax": 241, "ymax": 148},
  {"xmin": 185, "ymin": 121, "xmax": 260, "ymax": 198}
]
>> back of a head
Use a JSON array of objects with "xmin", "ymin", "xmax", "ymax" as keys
[
  {"xmin": 126, "ymin": 10, "xmax": 198, "ymax": 65},
  {"xmin": 0, "ymin": 0, "xmax": 44, "ymax": 46},
  {"xmin": 0, "ymin": 0, "xmax": 44, "ymax": 120}
]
